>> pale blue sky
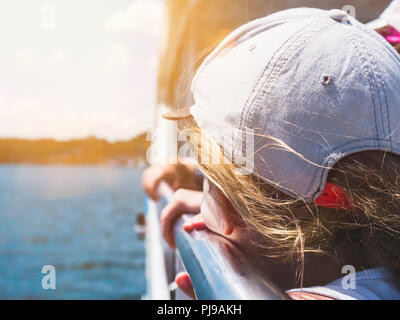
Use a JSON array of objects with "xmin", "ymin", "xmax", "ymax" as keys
[{"xmin": 0, "ymin": 0, "xmax": 163, "ymax": 141}]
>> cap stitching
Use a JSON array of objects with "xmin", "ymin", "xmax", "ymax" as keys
[
  {"xmin": 380, "ymin": 78, "xmax": 393, "ymax": 149},
  {"xmin": 347, "ymin": 27, "xmax": 385, "ymax": 143},
  {"xmin": 356, "ymin": 30, "xmax": 394, "ymax": 149},
  {"xmin": 306, "ymin": 25, "xmax": 383, "ymax": 200},
  {"xmin": 236, "ymin": 18, "xmax": 322, "ymax": 133},
  {"xmin": 192, "ymin": 12, "xmax": 328, "ymax": 92},
  {"xmin": 239, "ymin": 19, "xmax": 338, "ymax": 200},
  {"xmin": 236, "ymin": 20, "xmax": 325, "ymax": 156},
  {"xmin": 239, "ymin": 18, "xmax": 334, "ymax": 141},
  {"xmin": 245, "ymin": 20, "xmax": 395, "ymax": 202},
  {"xmin": 365, "ymin": 45, "xmax": 393, "ymax": 150},
  {"xmin": 240, "ymin": 20, "xmax": 336, "ymax": 167},
  {"xmin": 240, "ymin": 23, "xmax": 314, "ymax": 131},
  {"xmin": 217, "ymin": 10, "xmax": 330, "ymax": 66},
  {"xmin": 356, "ymin": 32, "xmax": 391, "ymax": 145},
  {"xmin": 245, "ymin": 21, "xmax": 337, "ymax": 131},
  {"xmin": 237, "ymin": 20, "xmax": 336, "ymax": 201}
]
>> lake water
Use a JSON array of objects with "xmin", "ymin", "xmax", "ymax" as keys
[{"xmin": 0, "ymin": 165, "xmax": 147, "ymax": 299}]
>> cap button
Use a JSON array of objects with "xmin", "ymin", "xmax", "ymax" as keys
[{"xmin": 328, "ymin": 9, "xmax": 348, "ymax": 22}]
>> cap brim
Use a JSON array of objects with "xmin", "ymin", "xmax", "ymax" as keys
[{"xmin": 162, "ymin": 107, "xmax": 192, "ymax": 120}]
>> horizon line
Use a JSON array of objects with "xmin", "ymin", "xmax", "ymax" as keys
[{"xmin": 0, "ymin": 132, "xmax": 149, "ymax": 143}]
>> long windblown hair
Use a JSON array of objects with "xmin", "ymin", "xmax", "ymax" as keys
[{"xmin": 179, "ymin": 118, "xmax": 400, "ymax": 284}]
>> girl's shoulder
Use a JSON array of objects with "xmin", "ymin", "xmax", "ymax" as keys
[{"xmin": 287, "ymin": 267, "xmax": 400, "ymax": 300}]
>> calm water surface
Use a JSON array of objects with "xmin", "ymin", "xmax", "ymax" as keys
[{"xmin": 0, "ymin": 165, "xmax": 147, "ymax": 299}]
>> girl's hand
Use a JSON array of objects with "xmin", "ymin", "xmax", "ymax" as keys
[
  {"xmin": 161, "ymin": 189, "xmax": 203, "ymax": 248},
  {"xmin": 141, "ymin": 164, "xmax": 201, "ymax": 201}
]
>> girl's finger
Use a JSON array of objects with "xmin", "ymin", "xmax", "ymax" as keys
[
  {"xmin": 160, "ymin": 200, "xmax": 187, "ymax": 248},
  {"xmin": 161, "ymin": 190, "xmax": 203, "ymax": 248},
  {"xmin": 175, "ymin": 272, "xmax": 196, "ymax": 299},
  {"xmin": 183, "ymin": 213, "xmax": 207, "ymax": 233}
]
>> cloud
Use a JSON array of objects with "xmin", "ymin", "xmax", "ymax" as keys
[
  {"xmin": 104, "ymin": 0, "xmax": 163, "ymax": 35},
  {"xmin": 106, "ymin": 43, "xmax": 133, "ymax": 68}
]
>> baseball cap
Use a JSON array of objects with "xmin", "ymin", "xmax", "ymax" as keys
[{"xmin": 163, "ymin": 8, "xmax": 400, "ymax": 202}]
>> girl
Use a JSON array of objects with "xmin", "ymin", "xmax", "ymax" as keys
[{"xmin": 161, "ymin": 7, "xmax": 400, "ymax": 299}]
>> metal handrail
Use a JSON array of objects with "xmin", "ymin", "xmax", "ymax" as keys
[
  {"xmin": 155, "ymin": 182, "xmax": 288, "ymax": 300},
  {"xmin": 144, "ymin": 190, "xmax": 172, "ymax": 299}
]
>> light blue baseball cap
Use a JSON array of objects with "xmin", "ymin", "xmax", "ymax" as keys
[{"xmin": 166, "ymin": 8, "xmax": 400, "ymax": 202}]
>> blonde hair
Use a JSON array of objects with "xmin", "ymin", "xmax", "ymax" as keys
[{"xmin": 180, "ymin": 118, "xmax": 400, "ymax": 285}]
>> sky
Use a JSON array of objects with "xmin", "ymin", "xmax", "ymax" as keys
[{"xmin": 0, "ymin": 0, "xmax": 163, "ymax": 141}]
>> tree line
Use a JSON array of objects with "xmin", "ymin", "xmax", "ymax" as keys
[{"xmin": 0, "ymin": 133, "xmax": 150, "ymax": 166}]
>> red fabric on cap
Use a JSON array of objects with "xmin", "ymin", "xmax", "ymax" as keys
[{"xmin": 315, "ymin": 182, "xmax": 352, "ymax": 210}]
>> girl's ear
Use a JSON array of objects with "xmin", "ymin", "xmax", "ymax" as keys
[{"xmin": 214, "ymin": 187, "xmax": 240, "ymax": 236}]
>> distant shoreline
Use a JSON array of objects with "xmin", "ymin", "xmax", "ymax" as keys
[
  {"xmin": 0, "ymin": 133, "xmax": 150, "ymax": 167},
  {"xmin": 0, "ymin": 162, "xmax": 147, "ymax": 168}
]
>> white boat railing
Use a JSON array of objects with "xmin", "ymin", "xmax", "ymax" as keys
[{"xmin": 144, "ymin": 189, "xmax": 171, "ymax": 299}]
